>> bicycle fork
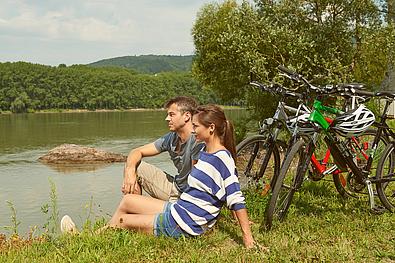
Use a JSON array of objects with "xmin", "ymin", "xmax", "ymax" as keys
[
  {"xmin": 295, "ymin": 135, "xmax": 318, "ymax": 190},
  {"xmin": 365, "ymin": 179, "xmax": 376, "ymax": 210}
]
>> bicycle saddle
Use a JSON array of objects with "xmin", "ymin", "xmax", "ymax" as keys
[
  {"xmin": 375, "ymin": 91, "xmax": 395, "ymax": 99},
  {"xmin": 337, "ymin": 83, "xmax": 365, "ymax": 90}
]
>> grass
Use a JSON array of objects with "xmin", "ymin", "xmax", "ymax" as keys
[
  {"xmin": 1, "ymin": 180, "xmax": 395, "ymax": 262},
  {"xmin": 2, "ymin": 201, "xmax": 21, "ymax": 236}
]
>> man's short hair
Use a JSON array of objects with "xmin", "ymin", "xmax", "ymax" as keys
[{"xmin": 164, "ymin": 96, "xmax": 198, "ymax": 114}]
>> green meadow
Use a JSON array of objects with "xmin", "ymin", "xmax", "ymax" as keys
[{"xmin": 1, "ymin": 180, "xmax": 394, "ymax": 262}]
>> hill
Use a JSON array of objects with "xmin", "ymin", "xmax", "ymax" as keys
[{"xmin": 88, "ymin": 55, "xmax": 193, "ymax": 74}]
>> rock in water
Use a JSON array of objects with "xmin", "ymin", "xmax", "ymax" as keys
[{"xmin": 38, "ymin": 144, "xmax": 127, "ymax": 164}]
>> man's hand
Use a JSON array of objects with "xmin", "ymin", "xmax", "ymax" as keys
[
  {"xmin": 121, "ymin": 143, "xmax": 160, "ymax": 195},
  {"xmin": 122, "ymin": 164, "xmax": 136, "ymax": 195}
]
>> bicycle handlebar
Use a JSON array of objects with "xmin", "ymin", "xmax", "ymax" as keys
[
  {"xmin": 250, "ymin": 81, "xmax": 303, "ymax": 99},
  {"xmin": 349, "ymin": 89, "xmax": 375, "ymax": 97},
  {"xmin": 332, "ymin": 85, "xmax": 375, "ymax": 100},
  {"xmin": 251, "ymin": 68, "xmax": 377, "ymax": 104},
  {"xmin": 277, "ymin": 65, "xmax": 377, "ymax": 100},
  {"xmin": 278, "ymin": 65, "xmax": 323, "ymax": 93}
]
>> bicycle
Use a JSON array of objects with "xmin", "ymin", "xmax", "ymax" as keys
[
  {"xmin": 264, "ymin": 68, "xmax": 394, "ymax": 230},
  {"xmin": 236, "ymin": 81, "xmax": 307, "ymax": 195},
  {"xmin": 236, "ymin": 67, "xmax": 381, "ymax": 198}
]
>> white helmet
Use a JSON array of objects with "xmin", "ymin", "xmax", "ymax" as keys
[
  {"xmin": 331, "ymin": 105, "xmax": 375, "ymax": 137},
  {"xmin": 286, "ymin": 113, "xmax": 317, "ymax": 135}
]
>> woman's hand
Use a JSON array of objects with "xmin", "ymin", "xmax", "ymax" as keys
[
  {"xmin": 244, "ymin": 238, "xmax": 269, "ymax": 252},
  {"xmin": 234, "ymin": 209, "xmax": 260, "ymax": 249},
  {"xmin": 243, "ymin": 235, "xmax": 255, "ymax": 249}
]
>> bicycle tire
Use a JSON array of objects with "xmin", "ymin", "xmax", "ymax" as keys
[
  {"xmin": 332, "ymin": 128, "xmax": 390, "ymax": 198},
  {"xmin": 236, "ymin": 134, "xmax": 281, "ymax": 195},
  {"xmin": 264, "ymin": 137, "xmax": 310, "ymax": 230},
  {"xmin": 376, "ymin": 143, "xmax": 395, "ymax": 211}
]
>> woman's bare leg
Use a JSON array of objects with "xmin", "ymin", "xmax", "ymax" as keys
[
  {"xmin": 110, "ymin": 214, "xmax": 157, "ymax": 234},
  {"xmin": 107, "ymin": 194, "xmax": 166, "ymax": 230},
  {"xmin": 113, "ymin": 194, "xmax": 166, "ymax": 214}
]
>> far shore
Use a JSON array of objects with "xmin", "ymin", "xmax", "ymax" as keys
[{"xmin": 0, "ymin": 106, "xmax": 244, "ymax": 114}]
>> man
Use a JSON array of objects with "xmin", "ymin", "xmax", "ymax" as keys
[{"xmin": 122, "ymin": 96, "xmax": 204, "ymax": 202}]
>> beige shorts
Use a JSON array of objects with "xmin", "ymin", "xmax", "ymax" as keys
[{"xmin": 136, "ymin": 161, "xmax": 181, "ymax": 202}]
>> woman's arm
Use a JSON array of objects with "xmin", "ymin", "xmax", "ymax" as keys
[{"xmin": 234, "ymin": 208, "xmax": 255, "ymax": 248}]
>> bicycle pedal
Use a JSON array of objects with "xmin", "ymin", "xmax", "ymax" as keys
[
  {"xmin": 260, "ymin": 184, "xmax": 271, "ymax": 196},
  {"xmin": 361, "ymin": 170, "xmax": 370, "ymax": 177},
  {"xmin": 370, "ymin": 205, "xmax": 387, "ymax": 215}
]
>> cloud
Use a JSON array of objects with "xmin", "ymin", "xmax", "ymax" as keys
[
  {"xmin": 0, "ymin": 1, "xmax": 130, "ymax": 42},
  {"xmin": 0, "ymin": 0, "xmax": 217, "ymax": 65}
]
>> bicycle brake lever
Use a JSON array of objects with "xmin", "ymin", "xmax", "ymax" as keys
[{"xmin": 279, "ymin": 72, "xmax": 300, "ymax": 83}]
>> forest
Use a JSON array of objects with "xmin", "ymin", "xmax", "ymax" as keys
[{"xmin": 0, "ymin": 62, "xmax": 217, "ymax": 113}]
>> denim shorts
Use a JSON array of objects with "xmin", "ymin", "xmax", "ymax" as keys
[{"xmin": 153, "ymin": 202, "xmax": 188, "ymax": 238}]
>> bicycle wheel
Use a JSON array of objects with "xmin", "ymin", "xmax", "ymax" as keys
[
  {"xmin": 376, "ymin": 143, "xmax": 395, "ymax": 211},
  {"xmin": 236, "ymin": 134, "xmax": 281, "ymax": 195},
  {"xmin": 264, "ymin": 137, "xmax": 311, "ymax": 230},
  {"xmin": 333, "ymin": 129, "xmax": 390, "ymax": 198}
]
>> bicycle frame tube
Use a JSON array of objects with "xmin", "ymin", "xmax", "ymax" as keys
[
  {"xmin": 273, "ymin": 101, "xmax": 288, "ymax": 122},
  {"xmin": 308, "ymin": 100, "xmax": 341, "ymax": 130},
  {"xmin": 295, "ymin": 133, "xmax": 319, "ymax": 189},
  {"xmin": 309, "ymin": 116, "xmax": 334, "ymax": 175},
  {"xmin": 267, "ymin": 100, "xmax": 312, "ymax": 141},
  {"xmin": 310, "ymin": 149, "xmax": 332, "ymax": 174},
  {"xmin": 261, "ymin": 100, "xmax": 291, "ymax": 133}
]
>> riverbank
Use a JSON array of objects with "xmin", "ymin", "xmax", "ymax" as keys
[
  {"xmin": 0, "ymin": 108, "xmax": 164, "ymax": 114},
  {"xmin": 1, "ymin": 181, "xmax": 394, "ymax": 262},
  {"xmin": 0, "ymin": 106, "xmax": 244, "ymax": 115}
]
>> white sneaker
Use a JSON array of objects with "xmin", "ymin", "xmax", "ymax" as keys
[{"xmin": 60, "ymin": 215, "xmax": 78, "ymax": 234}]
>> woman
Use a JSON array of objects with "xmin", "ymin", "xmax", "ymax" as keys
[{"xmin": 61, "ymin": 105, "xmax": 255, "ymax": 248}]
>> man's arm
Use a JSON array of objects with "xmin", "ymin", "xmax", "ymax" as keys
[{"xmin": 122, "ymin": 143, "xmax": 160, "ymax": 194}]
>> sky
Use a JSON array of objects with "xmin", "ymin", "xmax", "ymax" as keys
[{"xmin": 0, "ymin": 0, "xmax": 220, "ymax": 66}]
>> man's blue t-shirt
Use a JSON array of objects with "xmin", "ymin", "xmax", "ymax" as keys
[{"xmin": 154, "ymin": 132, "xmax": 204, "ymax": 192}]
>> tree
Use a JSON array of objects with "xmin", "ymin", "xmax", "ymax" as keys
[
  {"xmin": 192, "ymin": 1, "xmax": 263, "ymax": 100},
  {"xmin": 10, "ymin": 92, "xmax": 30, "ymax": 113},
  {"xmin": 10, "ymin": 97, "xmax": 26, "ymax": 113},
  {"xmin": 192, "ymin": 0, "xmax": 393, "ymax": 118},
  {"xmin": 381, "ymin": 0, "xmax": 395, "ymax": 90}
]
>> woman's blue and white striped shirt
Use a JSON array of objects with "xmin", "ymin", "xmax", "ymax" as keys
[{"xmin": 170, "ymin": 150, "xmax": 246, "ymax": 236}]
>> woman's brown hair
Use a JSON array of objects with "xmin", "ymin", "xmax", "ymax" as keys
[{"xmin": 194, "ymin": 104, "xmax": 236, "ymax": 160}]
